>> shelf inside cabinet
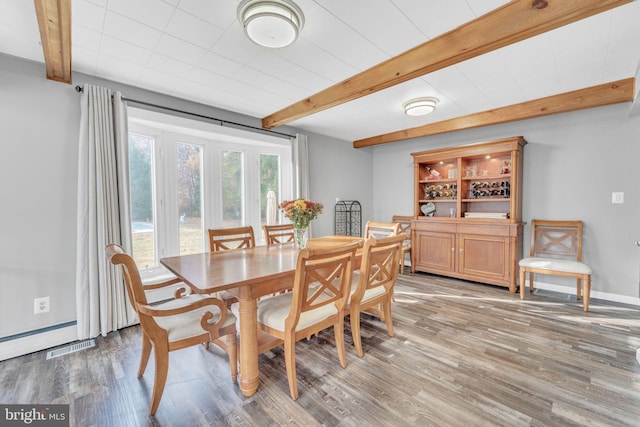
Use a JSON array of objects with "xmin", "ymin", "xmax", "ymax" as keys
[
  {"xmin": 420, "ymin": 178, "xmax": 458, "ymax": 184},
  {"xmin": 462, "ymin": 173, "xmax": 510, "ymax": 181},
  {"xmin": 462, "ymin": 198, "xmax": 510, "ymax": 202}
]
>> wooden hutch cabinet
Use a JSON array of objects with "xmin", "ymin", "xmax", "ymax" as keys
[{"xmin": 410, "ymin": 137, "xmax": 526, "ymax": 292}]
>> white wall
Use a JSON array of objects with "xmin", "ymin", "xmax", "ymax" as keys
[
  {"xmin": 371, "ymin": 104, "xmax": 640, "ymax": 299},
  {"xmin": 0, "ymin": 54, "xmax": 79, "ymax": 338},
  {"xmin": 307, "ymin": 134, "xmax": 373, "ymax": 237}
]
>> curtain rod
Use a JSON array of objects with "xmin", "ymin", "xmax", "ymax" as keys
[{"xmin": 74, "ymin": 85, "xmax": 295, "ymax": 139}]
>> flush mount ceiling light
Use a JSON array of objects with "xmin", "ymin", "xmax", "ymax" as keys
[
  {"xmin": 402, "ymin": 97, "xmax": 439, "ymax": 116},
  {"xmin": 238, "ymin": 0, "xmax": 305, "ymax": 48}
]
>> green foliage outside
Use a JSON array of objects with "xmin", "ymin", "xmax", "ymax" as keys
[{"xmin": 128, "ymin": 136, "xmax": 282, "ymax": 267}]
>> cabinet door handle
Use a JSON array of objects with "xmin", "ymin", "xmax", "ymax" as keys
[
  {"xmin": 451, "ymin": 247, "xmax": 455, "ymax": 252},
  {"xmin": 459, "ymin": 248, "xmax": 463, "ymax": 253}
]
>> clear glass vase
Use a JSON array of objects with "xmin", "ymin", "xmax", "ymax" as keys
[{"xmin": 293, "ymin": 227, "xmax": 308, "ymax": 250}]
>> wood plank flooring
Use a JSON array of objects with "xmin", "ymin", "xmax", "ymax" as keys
[{"xmin": 2, "ymin": 273, "xmax": 640, "ymax": 426}]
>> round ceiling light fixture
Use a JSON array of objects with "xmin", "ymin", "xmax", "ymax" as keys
[
  {"xmin": 402, "ymin": 97, "xmax": 439, "ymax": 116},
  {"xmin": 238, "ymin": 0, "xmax": 305, "ymax": 49}
]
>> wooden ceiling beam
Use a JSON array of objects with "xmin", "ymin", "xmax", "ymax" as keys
[
  {"xmin": 261, "ymin": 0, "xmax": 632, "ymax": 130},
  {"xmin": 353, "ymin": 78, "xmax": 635, "ymax": 148},
  {"xmin": 34, "ymin": 0, "xmax": 72, "ymax": 84}
]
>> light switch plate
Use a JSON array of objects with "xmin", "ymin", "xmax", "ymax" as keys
[{"xmin": 612, "ymin": 192, "xmax": 624, "ymax": 204}]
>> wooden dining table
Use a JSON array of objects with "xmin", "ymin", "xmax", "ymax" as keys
[{"xmin": 160, "ymin": 235, "xmax": 363, "ymax": 397}]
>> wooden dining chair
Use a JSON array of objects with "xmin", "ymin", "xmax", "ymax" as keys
[
  {"xmin": 263, "ymin": 223, "xmax": 295, "ymax": 245},
  {"xmin": 208, "ymin": 226, "xmax": 256, "ymax": 306},
  {"xmin": 256, "ymin": 241, "xmax": 360, "ymax": 399},
  {"xmin": 106, "ymin": 244, "xmax": 237, "ymax": 415},
  {"xmin": 348, "ymin": 234, "xmax": 405, "ymax": 357},
  {"xmin": 208, "ymin": 226, "xmax": 256, "ymax": 252},
  {"xmin": 392, "ymin": 215, "xmax": 413, "ymax": 274},
  {"xmin": 519, "ymin": 220, "xmax": 592, "ymax": 311},
  {"xmin": 364, "ymin": 221, "xmax": 401, "ymax": 239}
]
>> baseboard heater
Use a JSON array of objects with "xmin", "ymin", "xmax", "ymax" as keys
[{"xmin": 46, "ymin": 339, "xmax": 96, "ymax": 360}]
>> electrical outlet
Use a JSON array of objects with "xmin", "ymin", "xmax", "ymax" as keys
[
  {"xmin": 34, "ymin": 297, "xmax": 50, "ymax": 314},
  {"xmin": 612, "ymin": 192, "xmax": 624, "ymax": 204}
]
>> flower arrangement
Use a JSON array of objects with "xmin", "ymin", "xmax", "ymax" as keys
[{"xmin": 279, "ymin": 198, "xmax": 323, "ymax": 230}]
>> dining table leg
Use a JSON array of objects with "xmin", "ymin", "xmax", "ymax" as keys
[{"xmin": 237, "ymin": 296, "xmax": 259, "ymax": 396}]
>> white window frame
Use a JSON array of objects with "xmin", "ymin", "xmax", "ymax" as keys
[{"xmin": 128, "ymin": 107, "xmax": 293, "ymax": 278}]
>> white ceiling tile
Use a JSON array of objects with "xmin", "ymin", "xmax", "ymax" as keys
[
  {"xmin": 100, "ymin": 35, "xmax": 152, "ymax": 66},
  {"xmin": 168, "ymin": 78, "xmax": 219, "ymax": 101},
  {"xmin": 457, "ymin": 52, "xmax": 525, "ymax": 104},
  {"xmin": 177, "ymin": 0, "xmax": 237, "ymax": 29},
  {"xmin": 393, "ymin": 0, "xmax": 477, "ymax": 39},
  {"xmin": 155, "ymin": 34, "xmax": 206, "ymax": 65},
  {"xmin": 465, "ymin": 0, "xmax": 510, "ymax": 17},
  {"xmin": 0, "ymin": 0, "xmax": 42, "ymax": 62},
  {"xmin": 275, "ymin": 63, "xmax": 333, "ymax": 93},
  {"xmin": 196, "ymin": 52, "xmax": 243, "ymax": 77},
  {"xmin": 102, "ymin": 11, "xmax": 163, "ymax": 50},
  {"xmin": 165, "ymin": 9, "xmax": 223, "ymax": 49},
  {"xmin": 138, "ymin": 68, "xmax": 184, "ymax": 93},
  {"xmin": 302, "ymin": 5, "xmax": 388, "ymax": 70},
  {"xmin": 95, "ymin": 53, "xmax": 144, "ymax": 84},
  {"xmin": 72, "ymin": 0, "xmax": 106, "ymax": 33},
  {"xmin": 106, "ymin": 0, "xmax": 175, "ymax": 31},
  {"xmin": 274, "ymin": 38, "xmax": 358, "ymax": 84},
  {"xmin": 146, "ymin": 52, "xmax": 193, "ymax": 77},
  {"xmin": 603, "ymin": 50, "xmax": 640, "ymax": 81},
  {"xmin": 315, "ymin": 0, "xmax": 425, "ymax": 56},
  {"xmin": 519, "ymin": 75, "xmax": 562, "ymax": 100},
  {"xmin": 0, "ymin": 41, "xmax": 42, "ymax": 63},
  {"xmin": 72, "ymin": 46, "xmax": 99, "ymax": 75},
  {"xmin": 73, "ymin": 24, "xmax": 102, "ymax": 51},
  {"xmin": 186, "ymin": 67, "xmax": 228, "ymax": 87},
  {"xmin": 209, "ymin": 25, "xmax": 261, "ymax": 65},
  {"xmin": 245, "ymin": 52, "xmax": 295, "ymax": 80},
  {"xmin": 87, "ymin": 0, "xmax": 107, "ymax": 7}
]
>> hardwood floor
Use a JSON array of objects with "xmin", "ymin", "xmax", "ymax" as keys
[{"xmin": 3, "ymin": 273, "xmax": 640, "ymax": 426}]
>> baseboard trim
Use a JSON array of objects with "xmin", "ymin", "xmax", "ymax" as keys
[
  {"xmin": 0, "ymin": 324, "xmax": 77, "ymax": 362},
  {"xmin": 526, "ymin": 280, "xmax": 640, "ymax": 306}
]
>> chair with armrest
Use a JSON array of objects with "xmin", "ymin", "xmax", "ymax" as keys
[
  {"xmin": 207, "ymin": 226, "xmax": 256, "ymax": 306},
  {"xmin": 518, "ymin": 220, "xmax": 592, "ymax": 311},
  {"xmin": 364, "ymin": 221, "xmax": 401, "ymax": 239},
  {"xmin": 263, "ymin": 223, "xmax": 295, "ymax": 245},
  {"xmin": 106, "ymin": 244, "xmax": 237, "ymax": 415},
  {"xmin": 391, "ymin": 215, "xmax": 413, "ymax": 274},
  {"xmin": 256, "ymin": 241, "xmax": 359, "ymax": 399},
  {"xmin": 348, "ymin": 234, "xmax": 405, "ymax": 357}
]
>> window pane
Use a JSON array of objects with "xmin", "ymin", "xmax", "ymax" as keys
[
  {"xmin": 222, "ymin": 150, "xmax": 243, "ymax": 227},
  {"xmin": 260, "ymin": 153, "xmax": 280, "ymax": 228},
  {"xmin": 129, "ymin": 133, "xmax": 156, "ymax": 268},
  {"xmin": 177, "ymin": 143, "xmax": 203, "ymax": 254}
]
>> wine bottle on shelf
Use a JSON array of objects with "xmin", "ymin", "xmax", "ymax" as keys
[{"xmin": 426, "ymin": 166, "xmax": 440, "ymax": 177}]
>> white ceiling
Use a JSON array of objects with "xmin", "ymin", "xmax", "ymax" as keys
[{"xmin": 2, "ymin": 0, "xmax": 639, "ymax": 142}]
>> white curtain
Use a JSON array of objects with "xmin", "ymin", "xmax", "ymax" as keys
[
  {"xmin": 76, "ymin": 84, "xmax": 135, "ymax": 339},
  {"xmin": 293, "ymin": 133, "xmax": 310, "ymax": 199}
]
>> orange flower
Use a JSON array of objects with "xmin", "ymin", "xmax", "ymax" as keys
[{"xmin": 278, "ymin": 198, "xmax": 323, "ymax": 229}]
